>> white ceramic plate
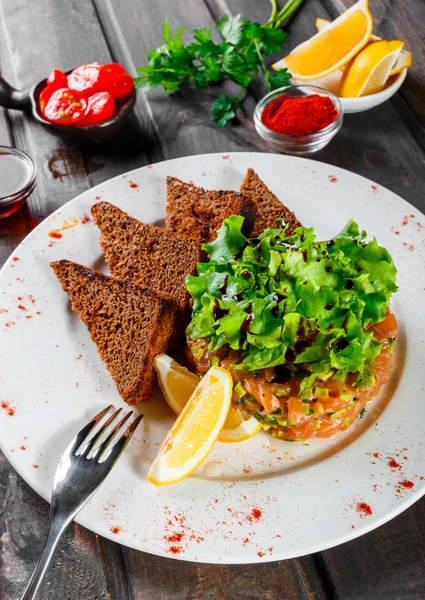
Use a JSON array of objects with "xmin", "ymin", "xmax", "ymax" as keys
[{"xmin": 1, "ymin": 152, "xmax": 424, "ymax": 564}]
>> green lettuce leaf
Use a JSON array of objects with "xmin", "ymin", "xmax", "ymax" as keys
[
  {"xmin": 202, "ymin": 215, "xmax": 246, "ymax": 263},
  {"xmin": 186, "ymin": 216, "xmax": 397, "ymax": 389}
]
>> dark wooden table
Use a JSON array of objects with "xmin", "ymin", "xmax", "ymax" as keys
[{"xmin": 1, "ymin": 1, "xmax": 424, "ymax": 598}]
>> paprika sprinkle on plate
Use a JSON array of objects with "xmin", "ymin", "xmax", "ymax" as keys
[{"xmin": 254, "ymin": 85, "xmax": 343, "ymax": 155}]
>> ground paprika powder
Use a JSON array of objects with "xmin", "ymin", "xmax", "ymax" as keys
[{"xmin": 261, "ymin": 93, "xmax": 338, "ymax": 136}]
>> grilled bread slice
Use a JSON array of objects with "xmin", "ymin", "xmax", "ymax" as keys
[
  {"xmin": 91, "ymin": 201, "xmax": 201, "ymax": 327},
  {"xmin": 165, "ymin": 176, "xmax": 257, "ymax": 243},
  {"xmin": 51, "ymin": 260, "xmax": 171, "ymax": 405},
  {"xmin": 240, "ymin": 168, "xmax": 302, "ymax": 237}
]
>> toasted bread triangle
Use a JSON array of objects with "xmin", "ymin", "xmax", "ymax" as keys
[
  {"xmin": 91, "ymin": 201, "xmax": 201, "ymax": 314},
  {"xmin": 240, "ymin": 168, "xmax": 302, "ymax": 237},
  {"xmin": 165, "ymin": 176, "xmax": 257, "ymax": 243},
  {"xmin": 51, "ymin": 260, "xmax": 169, "ymax": 405}
]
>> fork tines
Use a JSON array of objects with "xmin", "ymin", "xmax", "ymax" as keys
[{"xmin": 74, "ymin": 405, "xmax": 143, "ymax": 462}]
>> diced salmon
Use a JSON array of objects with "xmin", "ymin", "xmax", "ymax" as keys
[
  {"xmin": 188, "ymin": 310, "xmax": 398, "ymax": 441},
  {"xmin": 287, "ymin": 396, "xmax": 305, "ymax": 425},
  {"xmin": 372, "ymin": 311, "xmax": 398, "ymax": 341}
]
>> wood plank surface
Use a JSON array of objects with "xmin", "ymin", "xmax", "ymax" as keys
[
  {"xmin": 0, "ymin": 0, "xmax": 142, "ymax": 597},
  {"xmin": 0, "ymin": 0, "xmax": 424, "ymax": 598},
  {"xmin": 0, "ymin": 0, "xmax": 147, "ymax": 263},
  {"xmin": 0, "ymin": 452, "xmax": 109, "ymax": 600},
  {"xmin": 322, "ymin": 500, "xmax": 425, "ymax": 600}
]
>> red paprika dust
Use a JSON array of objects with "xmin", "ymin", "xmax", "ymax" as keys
[
  {"xmin": 357, "ymin": 502, "xmax": 372, "ymax": 517},
  {"xmin": 261, "ymin": 94, "xmax": 338, "ymax": 136}
]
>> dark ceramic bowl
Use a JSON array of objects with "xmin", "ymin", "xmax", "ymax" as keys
[{"xmin": 0, "ymin": 70, "xmax": 136, "ymax": 142}]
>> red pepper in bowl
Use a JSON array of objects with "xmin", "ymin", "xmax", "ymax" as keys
[
  {"xmin": 98, "ymin": 63, "xmax": 135, "ymax": 99},
  {"xmin": 46, "ymin": 70, "xmax": 68, "ymax": 89},
  {"xmin": 67, "ymin": 63, "xmax": 101, "ymax": 96},
  {"xmin": 79, "ymin": 91, "xmax": 115, "ymax": 126},
  {"xmin": 43, "ymin": 89, "xmax": 88, "ymax": 125},
  {"xmin": 39, "ymin": 62, "xmax": 135, "ymax": 127}
]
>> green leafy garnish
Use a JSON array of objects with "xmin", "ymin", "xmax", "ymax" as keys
[
  {"xmin": 134, "ymin": 0, "xmax": 304, "ymax": 127},
  {"xmin": 186, "ymin": 216, "xmax": 397, "ymax": 391},
  {"xmin": 254, "ymin": 412, "xmax": 278, "ymax": 425},
  {"xmin": 211, "ymin": 95, "xmax": 244, "ymax": 128}
]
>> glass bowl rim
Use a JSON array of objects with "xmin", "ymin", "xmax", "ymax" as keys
[
  {"xmin": 0, "ymin": 145, "xmax": 36, "ymax": 203},
  {"xmin": 254, "ymin": 84, "xmax": 344, "ymax": 141}
]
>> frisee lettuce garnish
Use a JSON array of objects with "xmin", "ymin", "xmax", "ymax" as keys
[{"xmin": 186, "ymin": 216, "xmax": 397, "ymax": 391}]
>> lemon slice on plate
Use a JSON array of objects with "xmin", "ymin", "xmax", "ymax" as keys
[
  {"xmin": 148, "ymin": 365, "xmax": 232, "ymax": 485},
  {"xmin": 272, "ymin": 0, "xmax": 373, "ymax": 80},
  {"xmin": 154, "ymin": 354, "xmax": 261, "ymax": 443},
  {"xmin": 315, "ymin": 17, "xmax": 412, "ymax": 78},
  {"xmin": 218, "ymin": 407, "xmax": 261, "ymax": 443},
  {"xmin": 154, "ymin": 353, "xmax": 200, "ymax": 414},
  {"xmin": 340, "ymin": 39, "xmax": 404, "ymax": 97}
]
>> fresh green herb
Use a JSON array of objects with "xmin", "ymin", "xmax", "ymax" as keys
[
  {"xmin": 134, "ymin": 0, "xmax": 305, "ymax": 127},
  {"xmin": 211, "ymin": 94, "xmax": 245, "ymax": 128},
  {"xmin": 246, "ymin": 394, "xmax": 257, "ymax": 403},
  {"xmin": 359, "ymin": 407, "xmax": 367, "ymax": 419},
  {"xmin": 271, "ymin": 408, "xmax": 282, "ymax": 415},
  {"xmin": 254, "ymin": 412, "xmax": 279, "ymax": 425},
  {"xmin": 187, "ymin": 216, "xmax": 397, "ymax": 393}
]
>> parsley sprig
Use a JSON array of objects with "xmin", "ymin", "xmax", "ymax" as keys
[{"xmin": 134, "ymin": 0, "xmax": 305, "ymax": 127}]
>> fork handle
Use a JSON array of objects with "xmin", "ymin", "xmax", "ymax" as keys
[{"xmin": 20, "ymin": 516, "xmax": 70, "ymax": 600}]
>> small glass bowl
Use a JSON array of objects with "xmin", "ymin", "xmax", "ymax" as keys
[
  {"xmin": 254, "ymin": 85, "xmax": 343, "ymax": 155},
  {"xmin": 0, "ymin": 146, "xmax": 36, "ymax": 218}
]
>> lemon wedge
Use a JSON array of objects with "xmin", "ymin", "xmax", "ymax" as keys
[
  {"xmin": 148, "ymin": 365, "xmax": 232, "ymax": 485},
  {"xmin": 340, "ymin": 39, "xmax": 404, "ymax": 97},
  {"xmin": 154, "ymin": 354, "xmax": 261, "ymax": 443},
  {"xmin": 154, "ymin": 353, "xmax": 200, "ymax": 414},
  {"xmin": 388, "ymin": 50, "xmax": 412, "ymax": 76},
  {"xmin": 315, "ymin": 17, "xmax": 411, "ymax": 78},
  {"xmin": 218, "ymin": 406, "xmax": 261, "ymax": 443},
  {"xmin": 272, "ymin": 0, "xmax": 373, "ymax": 80}
]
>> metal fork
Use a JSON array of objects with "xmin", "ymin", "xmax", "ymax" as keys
[{"xmin": 20, "ymin": 405, "xmax": 143, "ymax": 600}]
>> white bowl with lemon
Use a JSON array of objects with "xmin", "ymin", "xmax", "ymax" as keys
[{"xmin": 272, "ymin": 0, "xmax": 411, "ymax": 114}]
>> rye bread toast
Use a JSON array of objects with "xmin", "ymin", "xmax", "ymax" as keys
[
  {"xmin": 240, "ymin": 168, "xmax": 302, "ymax": 237},
  {"xmin": 165, "ymin": 176, "xmax": 257, "ymax": 243},
  {"xmin": 51, "ymin": 259, "xmax": 170, "ymax": 405},
  {"xmin": 91, "ymin": 201, "xmax": 201, "ymax": 315}
]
